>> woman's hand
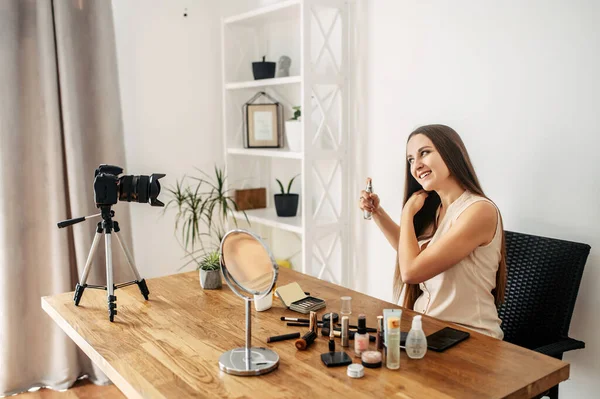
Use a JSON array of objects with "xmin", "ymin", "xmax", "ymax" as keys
[
  {"xmin": 359, "ymin": 190, "xmax": 380, "ymax": 215},
  {"xmin": 403, "ymin": 190, "xmax": 429, "ymax": 218}
]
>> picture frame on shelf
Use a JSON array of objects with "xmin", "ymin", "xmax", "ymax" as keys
[
  {"xmin": 243, "ymin": 91, "xmax": 283, "ymax": 148},
  {"xmin": 247, "ymin": 104, "xmax": 279, "ymax": 147}
]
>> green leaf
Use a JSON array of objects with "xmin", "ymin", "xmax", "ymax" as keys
[
  {"xmin": 164, "ymin": 164, "xmax": 250, "ymax": 271},
  {"xmin": 276, "ymin": 179, "xmax": 285, "ymax": 194},
  {"xmin": 287, "ymin": 174, "xmax": 299, "ymax": 194}
]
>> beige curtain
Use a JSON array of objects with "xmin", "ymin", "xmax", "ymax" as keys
[{"xmin": 0, "ymin": 0, "xmax": 133, "ymax": 395}]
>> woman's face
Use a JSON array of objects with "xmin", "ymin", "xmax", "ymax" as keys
[{"xmin": 406, "ymin": 134, "xmax": 450, "ymax": 191}]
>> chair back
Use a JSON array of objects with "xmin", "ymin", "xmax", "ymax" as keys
[{"xmin": 498, "ymin": 231, "xmax": 590, "ymax": 349}]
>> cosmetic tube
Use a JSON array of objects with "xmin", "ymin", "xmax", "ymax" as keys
[
  {"xmin": 341, "ymin": 316, "xmax": 349, "ymax": 347},
  {"xmin": 309, "ymin": 311, "xmax": 319, "ymax": 335},
  {"xmin": 354, "ymin": 314, "xmax": 369, "ymax": 357},
  {"xmin": 386, "ymin": 316, "xmax": 401, "ymax": 369}
]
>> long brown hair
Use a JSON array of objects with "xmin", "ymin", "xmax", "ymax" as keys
[{"xmin": 393, "ymin": 124, "xmax": 506, "ymax": 309}]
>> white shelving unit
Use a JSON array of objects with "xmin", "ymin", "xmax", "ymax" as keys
[
  {"xmin": 225, "ymin": 76, "xmax": 302, "ymax": 90},
  {"xmin": 221, "ymin": 0, "xmax": 350, "ymax": 285}
]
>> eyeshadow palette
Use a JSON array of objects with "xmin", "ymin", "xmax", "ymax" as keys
[
  {"xmin": 289, "ymin": 296, "xmax": 326, "ymax": 313},
  {"xmin": 275, "ymin": 282, "xmax": 326, "ymax": 314}
]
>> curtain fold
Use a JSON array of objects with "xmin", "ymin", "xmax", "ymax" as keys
[{"xmin": 0, "ymin": 0, "xmax": 132, "ymax": 395}]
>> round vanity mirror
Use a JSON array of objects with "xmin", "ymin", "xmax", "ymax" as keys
[{"xmin": 219, "ymin": 229, "xmax": 279, "ymax": 376}]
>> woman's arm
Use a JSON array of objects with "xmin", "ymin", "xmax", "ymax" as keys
[
  {"xmin": 360, "ymin": 190, "xmax": 400, "ymax": 251},
  {"xmin": 398, "ymin": 192, "xmax": 497, "ymax": 283},
  {"xmin": 372, "ymin": 206, "xmax": 400, "ymax": 251}
]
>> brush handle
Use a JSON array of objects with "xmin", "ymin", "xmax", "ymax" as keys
[{"xmin": 267, "ymin": 332, "xmax": 301, "ymax": 343}]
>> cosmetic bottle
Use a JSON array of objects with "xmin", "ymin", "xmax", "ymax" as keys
[
  {"xmin": 375, "ymin": 315, "xmax": 384, "ymax": 351},
  {"xmin": 386, "ymin": 316, "xmax": 400, "ymax": 369},
  {"xmin": 363, "ymin": 178, "xmax": 373, "ymax": 220},
  {"xmin": 341, "ymin": 316, "xmax": 349, "ymax": 347},
  {"xmin": 406, "ymin": 315, "xmax": 427, "ymax": 359},
  {"xmin": 354, "ymin": 314, "xmax": 369, "ymax": 357}
]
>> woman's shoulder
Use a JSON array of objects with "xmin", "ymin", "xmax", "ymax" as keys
[
  {"xmin": 455, "ymin": 191, "xmax": 498, "ymax": 217},
  {"xmin": 453, "ymin": 192, "xmax": 499, "ymax": 244}
]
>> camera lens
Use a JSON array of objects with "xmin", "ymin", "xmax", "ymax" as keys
[{"xmin": 118, "ymin": 173, "xmax": 165, "ymax": 206}]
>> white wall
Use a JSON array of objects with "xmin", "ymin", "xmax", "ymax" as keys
[
  {"xmin": 112, "ymin": 0, "xmax": 221, "ymax": 278},
  {"xmin": 362, "ymin": 1, "xmax": 600, "ymax": 397}
]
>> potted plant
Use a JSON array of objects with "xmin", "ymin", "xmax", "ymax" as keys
[
  {"xmin": 165, "ymin": 165, "xmax": 249, "ymax": 287},
  {"xmin": 274, "ymin": 175, "xmax": 299, "ymax": 217},
  {"xmin": 198, "ymin": 251, "xmax": 222, "ymax": 289},
  {"xmin": 285, "ymin": 106, "xmax": 302, "ymax": 152},
  {"xmin": 252, "ymin": 55, "xmax": 276, "ymax": 80}
]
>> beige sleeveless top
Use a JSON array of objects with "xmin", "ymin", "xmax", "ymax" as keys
[{"xmin": 412, "ymin": 190, "xmax": 504, "ymax": 339}]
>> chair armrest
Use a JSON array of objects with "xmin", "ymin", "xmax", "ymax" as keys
[{"xmin": 534, "ymin": 337, "xmax": 585, "ymax": 357}]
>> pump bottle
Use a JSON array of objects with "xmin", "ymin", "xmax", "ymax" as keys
[{"xmin": 406, "ymin": 315, "xmax": 427, "ymax": 359}]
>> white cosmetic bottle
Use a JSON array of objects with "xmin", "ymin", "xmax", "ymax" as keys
[
  {"xmin": 406, "ymin": 315, "xmax": 427, "ymax": 359},
  {"xmin": 363, "ymin": 178, "xmax": 373, "ymax": 220}
]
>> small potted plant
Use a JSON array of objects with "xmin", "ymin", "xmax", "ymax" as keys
[
  {"xmin": 252, "ymin": 55, "xmax": 276, "ymax": 80},
  {"xmin": 274, "ymin": 175, "xmax": 299, "ymax": 217},
  {"xmin": 198, "ymin": 251, "xmax": 222, "ymax": 289},
  {"xmin": 284, "ymin": 106, "xmax": 301, "ymax": 152},
  {"xmin": 165, "ymin": 165, "xmax": 249, "ymax": 288}
]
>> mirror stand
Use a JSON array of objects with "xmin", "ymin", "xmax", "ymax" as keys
[{"xmin": 218, "ymin": 297, "xmax": 279, "ymax": 376}]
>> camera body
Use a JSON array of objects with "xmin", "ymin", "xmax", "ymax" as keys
[
  {"xmin": 94, "ymin": 165, "xmax": 122, "ymax": 206},
  {"xmin": 93, "ymin": 164, "xmax": 165, "ymax": 207}
]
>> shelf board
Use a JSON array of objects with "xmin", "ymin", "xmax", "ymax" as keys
[
  {"xmin": 225, "ymin": 76, "xmax": 301, "ymax": 90},
  {"xmin": 233, "ymin": 208, "xmax": 302, "ymax": 234},
  {"xmin": 224, "ymin": 0, "xmax": 300, "ymax": 26},
  {"xmin": 227, "ymin": 148, "xmax": 303, "ymax": 159}
]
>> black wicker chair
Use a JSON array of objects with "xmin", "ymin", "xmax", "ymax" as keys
[{"xmin": 498, "ymin": 230, "xmax": 590, "ymax": 399}]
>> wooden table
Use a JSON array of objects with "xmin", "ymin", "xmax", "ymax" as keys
[{"xmin": 41, "ymin": 268, "xmax": 569, "ymax": 399}]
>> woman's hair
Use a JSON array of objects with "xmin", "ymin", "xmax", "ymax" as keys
[{"xmin": 393, "ymin": 124, "xmax": 507, "ymax": 309}]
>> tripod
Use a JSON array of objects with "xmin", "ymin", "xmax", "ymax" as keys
[{"xmin": 60, "ymin": 205, "xmax": 149, "ymax": 322}]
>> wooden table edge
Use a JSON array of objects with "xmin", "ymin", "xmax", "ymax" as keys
[
  {"xmin": 506, "ymin": 360, "xmax": 570, "ymax": 398},
  {"xmin": 41, "ymin": 296, "xmax": 143, "ymax": 399}
]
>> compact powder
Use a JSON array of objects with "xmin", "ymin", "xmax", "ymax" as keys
[{"xmin": 361, "ymin": 350, "xmax": 382, "ymax": 368}]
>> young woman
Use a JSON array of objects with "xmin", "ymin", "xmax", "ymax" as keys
[{"xmin": 359, "ymin": 124, "xmax": 506, "ymax": 339}]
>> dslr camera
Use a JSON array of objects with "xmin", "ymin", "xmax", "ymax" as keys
[{"xmin": 93, "ymin": 164, "xmax": 165, "ymax": 207}]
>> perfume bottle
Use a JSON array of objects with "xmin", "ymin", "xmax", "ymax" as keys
[{"xmin": 364, "ymin": 178, "xmax": 373, "ymax": 220}]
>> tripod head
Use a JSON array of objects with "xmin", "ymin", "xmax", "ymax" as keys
[{"xmin": 57, "ymin": 206, "xmax": 115, "ymax": 229}]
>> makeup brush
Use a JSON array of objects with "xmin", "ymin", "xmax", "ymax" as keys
[
  {"xmin": 295, "ymin": 331, "xmax": 317, "ymax": 350},
  {"xmin": 321, "ymin": 327, "xmax": 376, "ymax": 342},
  {"xmin": 280, "ymin": 317, "xmax": 310, "ymax": 323}
]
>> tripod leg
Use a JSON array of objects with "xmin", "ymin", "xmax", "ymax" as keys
[
  {"xmin": 114, "ymin": 231, "xmax": 149, "ymax": 300},
  {"xmin": 74, "ymin": 229, "xmax": 103, "ymax": 306},
  {"xmin": 105, "ymin": 232, "xmax": 117, "ymax": 322}
]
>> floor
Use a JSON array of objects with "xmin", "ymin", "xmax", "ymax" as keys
[{"xmin": 10, "ymin": 380, "xmax": 124, "ymax": 399}]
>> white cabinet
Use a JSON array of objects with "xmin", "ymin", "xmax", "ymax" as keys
[{"xmin": 222, "ymin": 0, "xmax": 350, "ymax": 285}]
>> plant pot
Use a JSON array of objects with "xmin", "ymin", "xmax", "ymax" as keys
[
  {"xmin": 274, "ymin": 193, "xmax": 299, "ymax": 217},
  {"xmin": 252, "ymin": 57, "xmax": 276, "ymax": 80},
  {"xmin": 199, "ymin": 269, "xmax": 222, "ymax": 289},
  {"xmin": 284, "ymin": 120, "xmax": 302, "ymax": 152}
]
